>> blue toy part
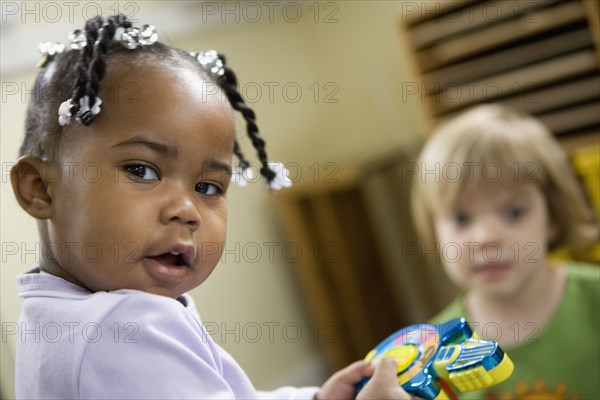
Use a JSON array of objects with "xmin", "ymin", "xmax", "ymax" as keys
[{"xmin": 356, "ymin": 318, "xmax": 514, "ymax": 400}]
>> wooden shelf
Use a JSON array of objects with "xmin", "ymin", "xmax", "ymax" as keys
[{"xmin": 399, "ymin": 0, "xmax": 600, "ymax": 142}]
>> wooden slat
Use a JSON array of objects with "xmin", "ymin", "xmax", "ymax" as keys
[
  {"xmin": 421, "ymin": 28, "xmax": 593, "ymax": 89},
  {"xmin": 415, "ymin": 0, "xmax": 586, "ymax": 71},
  {"xmin": 582, "ymin": 0, "xmax": 600, "ymax": 63},
  {"xmin": 427, "ymin": 50, "xmax": 598, "ymax": 114},
  {"xmin": 410, "ymin": 0, "xmax": 556, "ymax": 50},
  {"xmin": 396, "ymin": 8, "xmax": 437, "ymax": 133},
  {"xmin": 498, "ymin": 75, "xmax": 600, "ymax": 115},
  {"xmin": 538, "ymin": 103, "xmax": 600, "ymax": 134}
]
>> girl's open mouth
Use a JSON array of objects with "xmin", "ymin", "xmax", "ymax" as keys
[
  {"xmin": 145, "ymin": 250, "xmax": 194, "ymax": 282},
  {"xmin": 149, "ymin": 252, "xmax": 188, "ymax": 268}
]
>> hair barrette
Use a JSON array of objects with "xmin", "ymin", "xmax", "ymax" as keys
[
  {"xmin": 190, "ymin": 50, "xmax": 225, "ymax": 77},
  {"xmin": 37, "ymin": 42, "xmax": 66, "ymax": 68},
  {"xmin": 230, "ymin": 162, "xmax": 292, "ymax": 190},
  {"xmin": 121, "ymin": 25, "xmax": 158, "ymax": 50},
  {"xmin": 68, "ymin": 29, "xmax": 87, "ymax": 50},
  {"xmin": 265, "ymin": 162, "xmax": 293, "ymax": 190},
  {"xmin": 58, "ymin": 96, "xmax": 102, "ymax": 127}
]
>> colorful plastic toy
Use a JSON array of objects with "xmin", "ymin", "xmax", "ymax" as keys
[{"xmin": 356, "ymin": 318, "xmax": 514, "ymax": 400}]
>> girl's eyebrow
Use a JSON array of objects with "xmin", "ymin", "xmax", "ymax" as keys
[
  {"xmin": 205, "ymin": 160, "xmax": 233, "ymax": 178},
  {"xmin": 111, "ymin": 137, "xmax": 232, "ymax": 176},
  {"xmin": 111, "ymin": 137, "xmax": 177, "ymax": 157}
]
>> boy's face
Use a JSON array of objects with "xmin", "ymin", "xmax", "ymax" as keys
[
  {"xmin": 433, "ymin": 182, "xmax": 552, "ymax": 298},
  {"xmin": 42, "ymin": 61, "xmax": 235, "ymax": 299}
]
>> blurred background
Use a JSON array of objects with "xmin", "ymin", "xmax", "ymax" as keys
[{"xmin": 1, "ymin": 1, "xmax": 599, "ymax": 399}]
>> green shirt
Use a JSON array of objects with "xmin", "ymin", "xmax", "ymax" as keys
[{"xmin": 430, "ymin": 263, "xmax": 600, "ymax": 400}]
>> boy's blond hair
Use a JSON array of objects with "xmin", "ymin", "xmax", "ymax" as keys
[{"xmin": 411, "ymin": 104, "xmax": 598, "ymax": 255}]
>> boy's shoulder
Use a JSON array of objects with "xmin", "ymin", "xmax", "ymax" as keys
[
  {"xmin": 563, "ymin": 261, "xmax": 600, "ymax": 313},
  {"xmin": 566, "ymin": 261, "xmax": 600, "ymax": 283}
]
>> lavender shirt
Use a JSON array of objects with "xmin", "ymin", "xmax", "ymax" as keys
[{"xmin": 15, "ymin": 268, "xmax": 319, "ymax": 399}]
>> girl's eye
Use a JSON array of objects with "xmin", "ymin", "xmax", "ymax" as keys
[
  {"xmin": 452, "ymin": 212, "xmax": 469, "ymax": 226},
  {"xmin": 506, "ymin": 207, "xmax": 526, "ymax": 221},
  {"xmin": 124, "ymin": 164, "xmax": 159, "ymax": 181},
  {"xmin": 195, "ymin": 182, "xmax": 222, "ymax": 196}
]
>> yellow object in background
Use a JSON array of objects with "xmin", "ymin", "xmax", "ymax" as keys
[
  {"xmin": 572, "ymin": 145, "xmax": 600, "ymax": 263},
  {"xmin": 572, "ymin": 145, "xmax": 600, "ymax": 215}
]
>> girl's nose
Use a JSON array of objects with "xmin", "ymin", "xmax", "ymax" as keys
[{"xmin": 160, "ymin": 187, "xmax": 201, "ymax": 231}]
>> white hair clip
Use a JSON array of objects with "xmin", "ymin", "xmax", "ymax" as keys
[
  {"xmin": 58, "ymin": 96, "xmax": 102, "ymax": 127},
  {"xmin": 192, "ymin": 50, "xmax": 225, "ymax": 77},
  {"xmin": 121, "ymin": 25, "xmax": 158, "ymax": 50},
  {"xmin": 37, "ymin": 42, "xmax": 66, "ymax": 68},
  {"xmin": 139, "ymin": 25, "xmax": 158, "ymax": 45},
  {"xmin": 230, "ymin": 162, "xmax": 293, "ymax": 190},
  {"xmin": 68, "ymin": 29, "xmax": 87, "ymax": 50},
  {"xmin": 266, "ymin": 162, "xmax": 293, "ymax": 190},
  {"xmin": 77, "ymin": 95, "xmax": 102, "ymax": 124},
  {"xmin": 57, "ymin": 99, "xmax": 74, "ymax": 126}
]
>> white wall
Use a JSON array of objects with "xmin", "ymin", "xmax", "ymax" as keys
[{"xmin": 1, "ymin": 1, "xmax": 425, "ymax": 398}]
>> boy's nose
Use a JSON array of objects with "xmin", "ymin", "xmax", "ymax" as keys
[
  {"xmin": 472, "ymin": 218, "xmax": 503, "ymax": 246},
  {"xmin": 160, "ymin": 189, "xmax": 201, "ymax": 231}
]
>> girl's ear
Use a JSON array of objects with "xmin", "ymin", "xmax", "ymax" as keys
[{"xmin": 10, "ymin": 156, "xmax": 53, "ymax": 219}]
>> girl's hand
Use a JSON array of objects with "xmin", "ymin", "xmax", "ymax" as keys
[
  {"xmin": 316, "ymin": 358, "xmax": 414, "ymax": 400},
  {"xmin": 356, "ymin": 358, "xmax": 414, "ymax": 400}
]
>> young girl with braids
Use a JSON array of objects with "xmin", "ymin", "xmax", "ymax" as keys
[{"xmin": 11, "ymin": 15, "xmax": 411, "ymax": 400}]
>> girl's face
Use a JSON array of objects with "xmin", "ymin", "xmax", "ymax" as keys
[
  {"xmin": 433, "ymin": 181, "xmax": 553, "ymax": 298},
  {"xmin": 44, "ymin": 60, "xmax": 235, "ymax": 299}
]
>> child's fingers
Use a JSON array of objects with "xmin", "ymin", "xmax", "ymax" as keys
[
  {"xmin": 315, "ymin": 360, "xmax": 378, "ymax": 400},
  {"xmin": 369, "ymin": 357, "xmax": 399, "ymax": 384},
  {"xmin": 332, "ymin": 360, "xmax": 375, "ymax": 385},
  {"xmin": 356, "ymin": 357, "xmax": 415, "ymax": 400}
]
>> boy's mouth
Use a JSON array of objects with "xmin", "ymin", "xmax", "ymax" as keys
[{"xmin": 474, "ymin": 262, "xmax": 510, "ymax": 278}]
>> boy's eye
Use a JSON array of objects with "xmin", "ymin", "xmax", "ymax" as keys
[
  {"xmin": 124, "ymin": 164, "xmax": 159, "ymax": 181},
  {"xmin": 505, "ymin": 207, "xmax": 526, "ymax": 221},
  {"xmin": 195, "ymin": 182, "xmax": 222, "ymax": 196},
  {"xmin": 452, "ymin": 213, "xmax": 469, "ymax": 226}
]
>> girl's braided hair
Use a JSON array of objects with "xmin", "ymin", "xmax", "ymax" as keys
[{"xmin": 21, "ymin": 14, "xmax": 277, "ymax": 184}]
